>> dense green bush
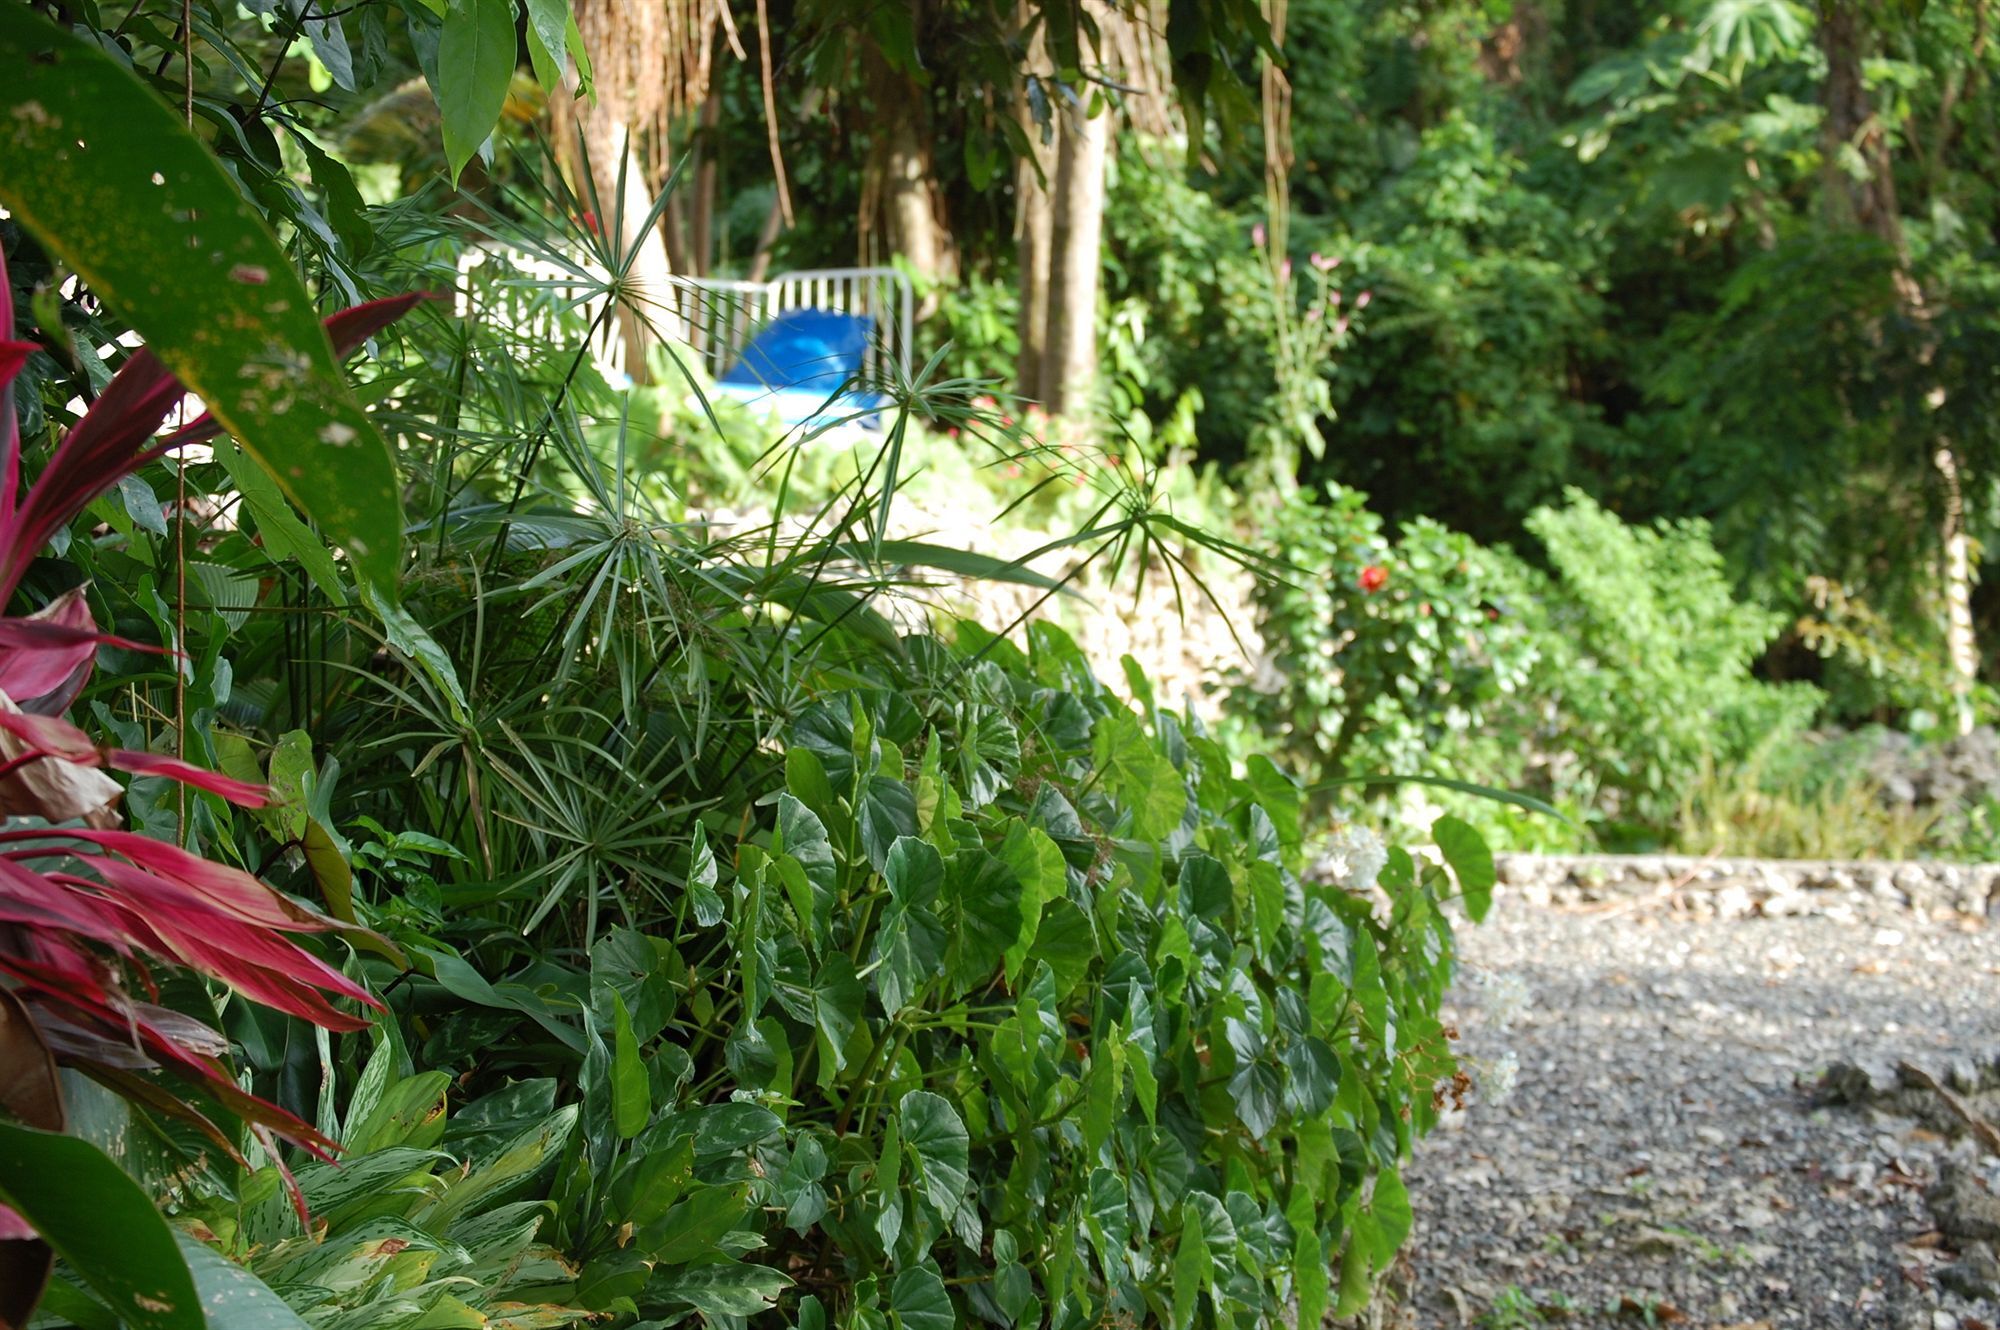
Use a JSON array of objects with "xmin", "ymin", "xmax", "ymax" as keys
[
  {"xmin": 1514, "ymin": 490, "xmax": 1822, "ymax": 838},
  {"xmin": 1236, "ymin": 485, "xmax": 1819, "ymax": 844},
  {"xmin": 315, "ymin": 619, "xmax": 1490, "ymax": 1329},
  {"xmin": 1235, "ymin": 483, "xmax": 1537, "ymax": 812}
]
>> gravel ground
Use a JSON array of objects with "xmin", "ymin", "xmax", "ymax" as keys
[{"xmin": 1397, "ymin": 887, "xmax": 2000, "ymax": 1330}]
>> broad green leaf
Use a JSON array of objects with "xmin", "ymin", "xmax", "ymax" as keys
[
  {"xmin": 613, "ymin": 1135, "xmax": 693, "ymax": 1229},
  {"xmin": 424, "ymin": 1105, "xmax": 578, "ymax": 1229},
  {"xmin": 176, "ymin": 1235, "xmax": 311, "ymax": 1329},
  {"xmin": 1291, "ymin": 1218, "xmax": 1328, "ymax": 1330},
  {"xmin": 1127, "ymin": 1029, "xmax": 1158, "ymax": 1126},
  {"xmin": 873, "ymin": 837, "xmax": 947, "ymax": 1014},
  {"xmin": 1091, "ymin": 710, "xmax": 1186, "ymax": 840},
  {"xmin": 940, "ymin": 850, "xmax": 1022, "ymax": 997},
  {"xmin": 857, "ymin": 774, "xmax": 920, "ymax": 873},
  {"xmin": 1433, "ymin": 815, "xmax": 1497, "ymax": 921},
  {"xmin": 1170, "ymin": 1200, "xmax": 1212, "ymax": 1330},
  {"xmin": 1367, "ymin": 1168, "xmax": 1412, "ymax": 1265},
  {"xmin": 1248, "ymin": 860, "xmax": 1286, "ymax": 962},
  {"xmin": 576, "ymin": 1250, "xmax": 652, "ymax": 1310},
  {"xmin": 0, "ymin": 7, "xmax": 403, "ymax": 589},
  {"xmin": 1027, "ymin": 896, "xmax": 1095, "ymax": 1001},
  {"xmin": 785, "ymin": 747, "xmax": 836, "ymax": 823},
  {"xmin": 685, "ymin": 1102, "xmax": 783, "ymax": 1157},
  {"xmin": 776, "ymin": 1135, "xmax": 830, "ymax": 1232},
  {"xmin": 435, "ymin": 0, "xmax": 518, "ymax": 185},
  {"xmin": 1081, "ymin": 1037, "xmax": 1122, "ymax": 1157},
  {"xmin": 346, "ymin": 1071, "xmax": 451, "ymax": 1154},
  {"xmin": 1334, "ymin": 1227, "xmax": 1372, "ymax": 1316},
  {"xmin": 1084, "ymin": 1169, "xmax": 1131, "ymax": 1274},
  {"xmin": 687, "ymin": 823, "xmax": 725, "ymax": 927},
  {"xmin": 297, "ymin": 1146, "xmax": 440, "ymax": 1215},
  {"xmin": 997, "ymin": 821, "xmax": 1064, "ymax": 982},
  {"xmin": 874, "ymin": 1112, "xmax": 904, "ymax": 1250},
  {"xmin": 897, "ymin": 1091, "xmax": 970, "ymax": 1220},
  {"xmin": 610, "ymin": 991, "xmax": 649, "ymax": 1139},
  {"xmin": 642, "ymin": 1184, "xmax": 752, "ymax": 1264},
  {"xmin": 776, "ymin": 794, "xmax": 837, "ymax": 898},
  {"xmin": 651, "ymin": 1261, "xmax": 793, "ymax": 1317},
  {"xmin": 736, "ymin": 845, "xmax": 769, "ymax": 1017},
  {"xmin": 888, "ymin": 1266, "xmax": 953, "ymax": 1330},
  {"xmin": 795, "ymin": 954, "xmax": 863, "ymax": 1073},
  {"xmin": 359, "ymin": 580, "xmax": 471, "ymax": 725},
  {"xmin": 1244, "ymin": 756, "xmax": 1303, "ymax": 862},
  {"xmin": 0, "ymin": 1122, "xmax": 201, "ymax": 1330}
]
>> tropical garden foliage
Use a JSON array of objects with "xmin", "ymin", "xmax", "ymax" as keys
[{"xmin": 0, "ymin": 0, "xmax": 1995, "ymax": 1326}]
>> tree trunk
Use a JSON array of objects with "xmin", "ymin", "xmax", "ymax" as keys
[
  {"xmin": 1819, "ymin": 0, "xmax": 1975, "ymax": 727},
  {"xmin": 1817, "ymin": 1, "xmax": 1903, "ymax": 252},
  {"xmin": 1014, "ymin": 14, "xmax": 1056, "ymax": 405},
  {"xmin": 1041, "ymin": 102, "xmax": 1108, "ymax": 420},
  {"xmin": 1937, "ymin": 442, "xmax": 1979, "ymax": 735},
  {"xmin": 863, "ymin": 46, "xmax": 954, "ymax": 307},
  {"xmin": 690, "ymin": 90, "xmax": 721, "ymax": 277},
  {"xmin": 1014, "ymin": 146, "xmax": 1056, "ymax": 405}
]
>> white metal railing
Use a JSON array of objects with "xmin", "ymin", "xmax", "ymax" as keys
[{"xmin": 456, "ymin": 246, "xmax": 915, "ymax": 389}]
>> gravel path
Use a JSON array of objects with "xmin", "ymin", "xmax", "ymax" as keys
[{"xmin": 1399, "ymin": 886, "xmax": 2000, "ymax": 1330}]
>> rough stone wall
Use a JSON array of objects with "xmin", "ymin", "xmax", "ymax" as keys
[{"xmin": 1496, "ymin": 853, "xmax": 2000, "ymax": 920}]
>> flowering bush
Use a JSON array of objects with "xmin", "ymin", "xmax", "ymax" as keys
[{"xmin": 1234, "ymin": 482, "xmax": 1539, "ymax": 811}]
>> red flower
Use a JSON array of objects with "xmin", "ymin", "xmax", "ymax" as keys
[{"xmin": 1358, "ymin": 565, "xmax": 1389, "ymax": 594}]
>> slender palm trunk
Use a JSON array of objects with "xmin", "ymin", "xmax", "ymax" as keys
[{"xmin": 1041, "ymin": 102, "xmax": 1108, "ymax": 419}]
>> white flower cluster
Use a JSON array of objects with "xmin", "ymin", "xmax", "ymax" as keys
[
  {"xmin": 1479, "ymin": 970, "xmax": 1532, "ymax": 1030},
  {"xmin": 1326, "ymin": 822, "xmax": 1388, "ymax": 892},
  {"xmin": 1479, "ymin": 1050, "xmax": 1519, "ymax": 1107}
]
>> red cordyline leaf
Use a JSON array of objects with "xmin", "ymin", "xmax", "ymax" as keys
[
  {"xmin": 0, "ymin": 857, "xmax": 132, "ymax": 951},
  {"xmin": 0, "ymin": 249, "xmax": 423, "ymax": 1181},
  {"xmin": 0, "ymin": 588, "xmax": 137, "ymax": 714},
  {"xmin": 0, "ymin": 708, "xmax": 270, "ymax": 805},
  {"xmin": 0, "ymin": 826, "xmax": 347, "ymax": 932},
  {"xmin": 78, "ymin": 862, "xmax": 374, "ymax": 1028},
  {"xmin": 0, "ymin": 243, "xmax": 437, "ymax": 603},
  {"xmin": 2, "ymin": 949, "xmax": 338, "ymax": 1161}
]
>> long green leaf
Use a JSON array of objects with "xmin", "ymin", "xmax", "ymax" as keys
[
  {"xmin": 437, "ymin": 0, "xmax": 520, "ymax": 185},
  {"xmin": 0, "ymin": 1122, "xmax": 202, "ymax": 1330},
  {"xmin": 0, "ymin": 6, "xmax": 403, "ymax": 592}
]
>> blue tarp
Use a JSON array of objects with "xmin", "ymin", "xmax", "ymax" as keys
[{"xmin": 711, "ymin": 308, "xmax": 887, "ymax": 428}]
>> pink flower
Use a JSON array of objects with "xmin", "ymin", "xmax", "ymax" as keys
[
  {"xmin": 1329, "ymin": 290, "xmax": 1341, "ymax": 307},
  {"xmin": 1355, "ymin": 290, "xmax": 1373, "ymax": 310},
  {"xmin": 1334, "ymin": 317, "xmax": 1350, "ymax": 337},
  {"xmin": 1304, "ymin": 307, "xmax": 1322, "ymax": 324},
  {"xmin": 1252, "ymin": 222, "xmax": 1268, "ymax": 248},
  {"xmin": 1279, "ymin": 258, "xmax": 1293, "ymax": 281},
  {"xmin": 1310, "ymin": 252, "xmax": 1339, "ymax": 272}
]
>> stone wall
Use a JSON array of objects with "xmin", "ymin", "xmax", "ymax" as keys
[{"xmin": 1495, "ymin": 853, "xmax": 2000, "ymax": 920}]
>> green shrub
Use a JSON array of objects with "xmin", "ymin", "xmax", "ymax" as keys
[
  {"xmin": 1234, "ymin": 483, "xmax": 1540, "ymax": 813},
  {"xmin": 1234, "ymin": 485, "xmax": 1819, "ymax": 846},
  {"xmin": 1515, "ymin": 490, "xmax": 1822, "ymax": 839},
  {"xmin": 330, "ymin": 620, "xmax": 1490, "ymax": 1329}
]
